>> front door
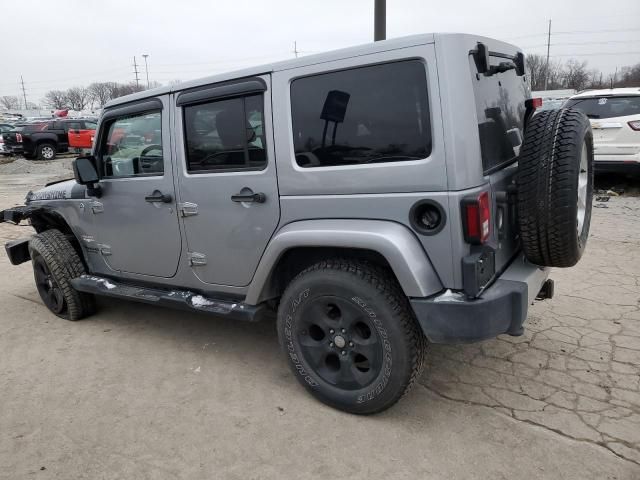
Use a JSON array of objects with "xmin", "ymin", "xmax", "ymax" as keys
[
  {"xmin": 90, "ymin": 96, "xmax": 182, "ymax": 278},
  {"xmin": 174, "ymin": 75, "xmax": 280, "ymax": 287}
]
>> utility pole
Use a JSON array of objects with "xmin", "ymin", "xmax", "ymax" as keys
[
  {"xmin": 142, "ymin": 54, "xmax": 150, "ymax": 88},
  {"xmin": 293, "ymin": 41, "xmax": 299, "ymax": 58},
  {"xmin": 374, "ymin": 0, "xmax": 386, "ymax": 41},
  {"xmin": 543, "ymin": 19, "xmax": 551, "ymax": 90},
  {"xmin": 20, "ymin": 75, "xmax": 28, "ymax": 109},
  {"xmin": 133, "ymin": 56, "xmax": 140, "ymax": 89}
]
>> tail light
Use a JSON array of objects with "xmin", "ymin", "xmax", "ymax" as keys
[
  {"xmin": 462, "ymin": 191, "xmax": 491, "ymax": 244},
  {"xmin": 628, "ymin": 120, "xmax": 640, "ymax": 131},
  {"xmin": 16, "ymin": 133, "xmax": 23, "ymax": 143},
  {"xmin": 525, "ymin": 97, "xmax": 543, "ymax": 110}
]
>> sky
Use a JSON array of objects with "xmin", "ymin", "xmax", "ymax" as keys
[{"xmin": 1, "ymin": 0, "xmax": 639, "ymax": 104}]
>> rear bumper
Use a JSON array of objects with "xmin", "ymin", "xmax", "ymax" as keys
[
  {"xmin": 3, "ymin": 144, "xmax": 24, "ymax": 155},
  {"xmin": 410, "ymin": 255, "xmax": 550, "ymax": 344}
]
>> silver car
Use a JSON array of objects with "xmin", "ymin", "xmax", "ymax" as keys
[{"xmin": 1, "ymin": 33, "xmax": 594, "ymax": 413}]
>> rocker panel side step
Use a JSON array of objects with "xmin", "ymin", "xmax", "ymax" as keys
[{"xmin": 71, "ymin": 275, "xmax": 263, "ymax": 322}]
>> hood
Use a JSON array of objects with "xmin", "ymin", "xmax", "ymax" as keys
[{"xmin": 26, "ymin": 179, "xmax": 86, "ymax": 203}]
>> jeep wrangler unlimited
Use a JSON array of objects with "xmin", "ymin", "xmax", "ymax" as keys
[{"xmin": 1, "ymin": 34, "xmax": 593, "ymax": 414}]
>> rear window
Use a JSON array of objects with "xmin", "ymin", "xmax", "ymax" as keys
[
  {"xmin": 470, "ymin": 55, "xmax": 527, "ymax": 173},
  {"xmin": 290, "ymin": 60, "xmax": 431, "ymax": 168},
  {"xmin": 565, "ymin": 96, "xmax": 640, "ymax": 119}
]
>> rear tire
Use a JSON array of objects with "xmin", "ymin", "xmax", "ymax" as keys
[
  {"xmin": 36, "ymin": 143, "xmax": 56, "ymax": 160},
  {"xmin": 517, "ymin": 108, "xmax": 594, "ymax": 267},
  {"xmin": 29, "ymin": 229, "xmax": 96, "ymax": 320},
  {"xmin": 277, "ymin": 259, "xmax": 426, "ymax": 414}
]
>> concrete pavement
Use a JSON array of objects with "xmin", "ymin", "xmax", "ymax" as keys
[{"xmin": 0, "ymin": 167, "xmax": 638, "ymax": 479}]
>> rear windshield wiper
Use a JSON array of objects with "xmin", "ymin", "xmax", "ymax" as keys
[{"xmin": 586, "ymin": 114, "xmax": 600, "ymax": 119}]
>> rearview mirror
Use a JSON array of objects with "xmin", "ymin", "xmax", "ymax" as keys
[{"xmin": 72, "ymin": 156, "xmax": 101, "ymax": 197}]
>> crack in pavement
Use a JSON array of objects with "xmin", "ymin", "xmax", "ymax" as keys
[{"xmin": 420, "ymin": 197, "xmax": 640, "ymax": 465}]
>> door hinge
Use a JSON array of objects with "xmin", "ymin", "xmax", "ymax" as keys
[
  {"xmin": 97, "ymin": 243, "xmax": 112, "ymax": 256},
  {"xmin": 178, "ymin": 202, "xmax": 198, "ymax": 217},
  {"xmin": 90, "ymin": 201, "xmax": 104, "ymax": 214},
  {"xmin": 188, "ymin": 252, "xmax": 207, "ymax": 266}
]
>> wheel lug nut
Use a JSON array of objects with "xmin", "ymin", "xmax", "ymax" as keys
[
  {"xmin": 349, "ymin": 341, "xmax": 354, "ymax": 347},
  {"xmin": 329, "ymin": 342, "xmax": 334, "ymax": 347},
  {"xmin": 341, "ymin": 329, "xmax": 346, "ymax": 334},
  {"xmin": 341, "ymin": 350, "xmax": 346, "ymax": 355},
  {"xmin": 329, "ymin": 329, "xmax": 334, "ymax": 334}
]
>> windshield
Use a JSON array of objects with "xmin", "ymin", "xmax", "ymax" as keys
[{"xmin": 565, "ymin": 96, "xmax": 640, "ymax": 119}]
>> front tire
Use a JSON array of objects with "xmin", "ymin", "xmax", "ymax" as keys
[
  {"xmin": 29, "ymin": 229, "xmax": 95, "ymax": 320},
  {"xmin": 277, "ymin": 259, "xmax": 426, "ymax": 414}
]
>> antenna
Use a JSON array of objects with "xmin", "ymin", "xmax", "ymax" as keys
[
  {"xmin": 133, "ymin": 56, "xmax": 141, "ymax": 88},
  {"xmin": 20, "ymin": 75, "xmax": 28, "ymax": 109}
]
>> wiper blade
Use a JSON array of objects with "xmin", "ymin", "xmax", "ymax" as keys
[{"xmin": 485, "ymin": 62, "xmax": 516, "ymax": 77}]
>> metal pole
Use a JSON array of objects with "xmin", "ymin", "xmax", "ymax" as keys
[
  {"xmin": 543, "ymin": 19, "xmax": 551, "ymax": 90},
  {"xmin": 133, "ymin": 56, "xmax": 140, "ymax": 89},
  {"xmin": 142, "ymin": 54, "xmax": 150, "ymax": 88},
  {"xmin": 374, "ymin": 0, "xmax": 386, "ymax": 41},
  {"xmin": 20, "ymin": 75, "xmax": 28, "ymax": 109}
]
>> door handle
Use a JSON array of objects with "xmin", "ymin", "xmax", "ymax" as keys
[
  {"xmin": 145, "ymin": 190, "xmax": 172, "ymax": 203},
  {"xmin": 231, "ymin": 188, "xmax": 266, "ymax": 204}
]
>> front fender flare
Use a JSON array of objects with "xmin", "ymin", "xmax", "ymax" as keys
[{"xmin": 245, "ymin": 219, "xmax": 443, "ymax": 304}]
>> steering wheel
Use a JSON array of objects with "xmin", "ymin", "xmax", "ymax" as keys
[{"xmin": 140, "ymin": 144, "xmax": 162, "ymax": 157}]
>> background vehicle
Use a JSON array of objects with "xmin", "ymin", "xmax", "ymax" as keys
[
  {"xmin": 0, "ymin": 124, "xmax": 13, "ymax": 155},
  {"xmin": 68, "ymin": 119, "xmax": 98, "ymax": 151},
  {"xmin": 565, "ymin": 88, "xmax": 640, "ymax": 173},
  {"xmin": 0, "ymin": 33, "xmax": 593, "ymax": 414},
  {"xmin": 2, "ymin": 118, "xmax": 96, "ymax": 160}
]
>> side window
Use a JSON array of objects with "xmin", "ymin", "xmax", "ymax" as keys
[
  {"xmin": 84, "ymin": 121, "xmax": 97, "ymax": 130},
  {"xmin": 290, "ymin": 60, "xmax": 431, "ymax": 168},
  {"xmin": 183, "ymin": 94, "xmax": 267, "ymax": 172},
  {"xmin": 64, "ymin": 121, "xmax": 82, "ymax": 132},
  {"xmin": 99, "ymin": 110, "xmax": 163, "ymax": 178}
]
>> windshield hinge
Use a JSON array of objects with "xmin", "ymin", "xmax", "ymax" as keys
[
  {"xmin": 178, "ymin": 202, "xmax": 198, "ymax": 217},
  {"xmin": 90, "ymin": 201, "xmax": 104, "ymax": 214}
]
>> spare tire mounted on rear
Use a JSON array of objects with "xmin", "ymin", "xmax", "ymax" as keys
[{"xmin": 517, "ymin": 108, "xmax": 594, "ymax": 268}]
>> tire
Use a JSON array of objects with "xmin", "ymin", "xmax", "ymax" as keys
[
  {"xmin": 277, "ymin": 259, "xmax": 426, "ymax": 414},
  {"xmin": 517, "ymin": 108, "xmax": 594, "ymax": 267},
  {"xmin": 28, "ymin": 229, "xmax": 96, "ymax": 320},
  {"xmin": 36, "ymin": 143, "xmax": 56, "ymax": 160}
]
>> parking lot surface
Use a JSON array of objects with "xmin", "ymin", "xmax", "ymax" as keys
[{"xmin": 0, "ymin": 161, "xmax": 639, "ymax": 479}]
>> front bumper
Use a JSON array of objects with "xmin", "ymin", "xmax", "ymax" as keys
[{"xmin": 410, "ymin": 255, "xmax": 550, "ymax": 344}]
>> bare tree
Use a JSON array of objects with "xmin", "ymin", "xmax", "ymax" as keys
[
  {"xmin": 526, "ymin": 54, "xmax": 546, "ymax": 91},
  {"xmin": 112, "ymin": 82, "xmax": 145, "ymax": 99},
  {"xmin": 88, "ymin": 82, "xmax": 118, "ymax": 107},
  {"xmin": 43, "ymin": 90, "xmax": 68, "ymax": 109},
  {"xmin": 0, "ymin": 95, "xmax": 21, "ymax": 109},
  {"xmin": 563, "ymin": 60, "xmax": 590, "ymax": 91},
  {"xmin": 65, "ymin": 86, "xmax": 90, "ymax": 111},
  {"xmin": 618, "ymin": 63, "xmax": 640, "ymax": 88}
]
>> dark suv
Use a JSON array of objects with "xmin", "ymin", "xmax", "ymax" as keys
[{"xmin": 3, "ymin": 118, "xmax": 97, "ymax": 160}]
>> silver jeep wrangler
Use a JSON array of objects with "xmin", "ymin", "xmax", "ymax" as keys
[{"xmin": 1, "ymin": 33, "xmax": 593, "ymax": 414}]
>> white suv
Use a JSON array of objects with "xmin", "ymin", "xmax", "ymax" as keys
[{"xmin": 565, "ymin": 88, "xmax": 640, "ymax": 173}]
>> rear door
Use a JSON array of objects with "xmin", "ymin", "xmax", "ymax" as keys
[
  {"xmin": 88, "ymin": 96, "xmax": 182, "ymax": 278},
  {"xmin": 173, "ymin": 75, "xmax": 280, "ymax": 287},
  {"xmin": 468, "ymin": 46, "xmax": 529, "ymax": 273}
]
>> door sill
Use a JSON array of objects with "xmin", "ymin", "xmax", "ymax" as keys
[{"xmin": 71, "ymin": 275, "xmax": 265, "ymax": 321}]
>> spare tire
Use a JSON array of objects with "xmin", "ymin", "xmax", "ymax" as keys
[{"xmin": 517, "ymin": 108, "xmax": 593, "ymax": 267}]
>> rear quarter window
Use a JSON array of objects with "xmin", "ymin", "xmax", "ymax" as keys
[{"xmin": 290, "ymin": 60, "xmax": 431, "ymax": 168}]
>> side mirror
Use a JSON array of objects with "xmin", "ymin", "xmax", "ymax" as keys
[{"xmin": 72, "ymin": 156, "xmax": 102, "ymax": 197}]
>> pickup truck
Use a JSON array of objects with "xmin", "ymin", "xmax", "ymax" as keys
[{"xmin": 3, "ymin": 118, "xmax": 97, "ymax": 160}]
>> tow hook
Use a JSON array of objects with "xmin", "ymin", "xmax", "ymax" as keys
[{"xmin": 536, "ymin": 279, "xmax": 555, "ymax": 301}]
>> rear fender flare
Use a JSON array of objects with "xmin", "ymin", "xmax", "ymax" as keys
[{"xmin": 245, "ymin": 219, "xmax": 443, "ymax": 304}]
